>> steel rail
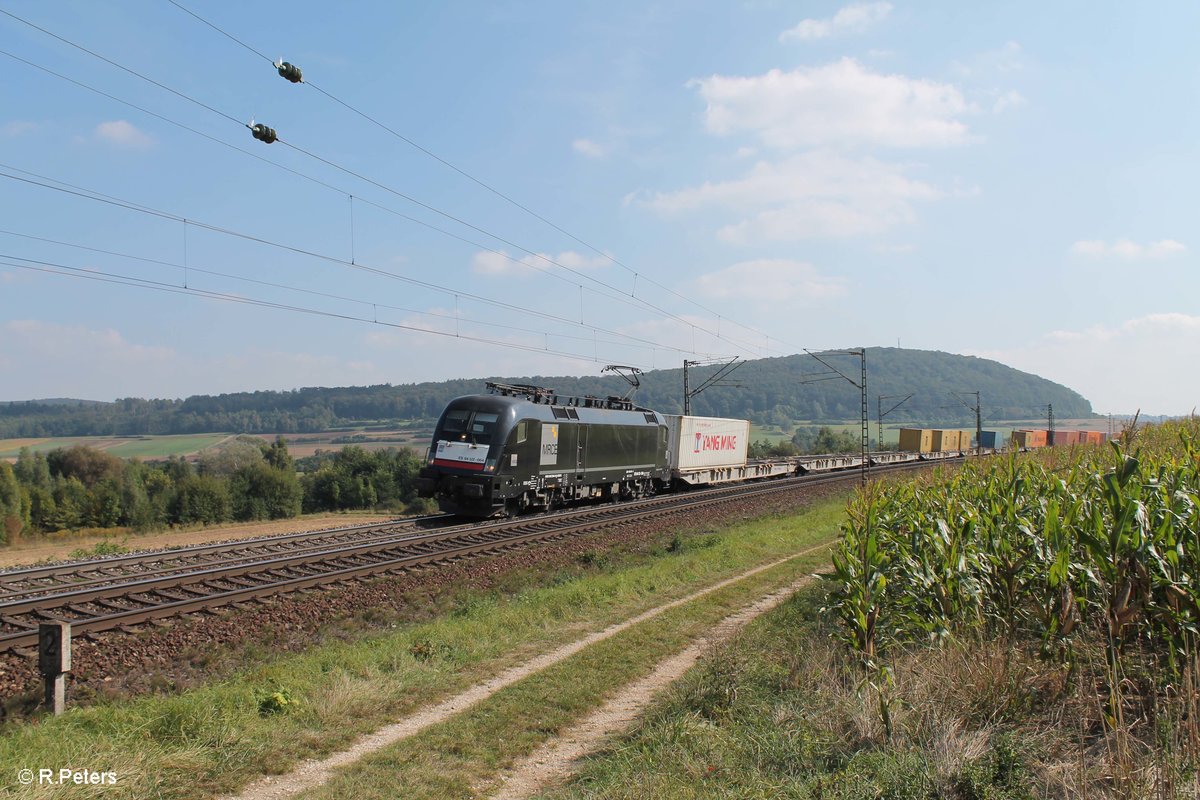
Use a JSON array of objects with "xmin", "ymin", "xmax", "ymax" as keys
[
  {"xmin": 0, "ymin": 521, "xmax": 448, "ymax": 603},
  {"xmin": 0, "ymin": 517, "xmax": 437, "ymax": 587},
  {"xmin": 0, "ymin": 474, "xmax": 818, "ymax": 616},
  {"xmin": 0, "ymin": 465, "xmax": 808, "ymax": 598},
  {"xmin": 0, "ymin": 458, "xmax": 949, "ymax": 652}
]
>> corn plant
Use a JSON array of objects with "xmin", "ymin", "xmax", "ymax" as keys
[
  {"xmin": 828, "ymin": 484, "xmax": 889, "ymax": 663},
  {"xmin": 824, "ymin": 418, "xmax": 1200, "ymax": 690}
]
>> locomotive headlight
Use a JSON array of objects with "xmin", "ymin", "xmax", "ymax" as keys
[{"xmin": 485, "ymin": 458, "xmax": 497, "ymax": 472}]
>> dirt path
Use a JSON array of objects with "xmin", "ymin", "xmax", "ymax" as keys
[
  {"xmin": 221, "ymin": 542, "xmax": 831, "ymax": 800},
  {"xmin": 0, "ymin": 514, "xmax": 399, "ymax": 568},
  {"xmin": 485, "ymin": 574, "xmax": 812, "ymax": 800}
]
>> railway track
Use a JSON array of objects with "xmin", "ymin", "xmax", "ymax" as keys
[{"xmin": 0, "ymin": 459, "xmax": 944, "ymax": 653}]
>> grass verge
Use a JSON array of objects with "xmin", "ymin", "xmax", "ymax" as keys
[
  {"xmin": 1, "ymin": 497, "xmax": 846, "ymax": 799},
  {"xmin": 541, "ymin": 585, "xmax": 1200, "ymax": 800},
  {"xmin": 304, "ymin": 539, "xmax": 832, "ymax": 800}
]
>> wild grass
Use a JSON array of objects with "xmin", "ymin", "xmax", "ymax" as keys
[
  {"xmin": 306, "ymin": 544, "xmax": 835, "ymax": 800},
  {"xmin": 545, "ymin": 585, "xmax": 1200, "ymax": 800}
]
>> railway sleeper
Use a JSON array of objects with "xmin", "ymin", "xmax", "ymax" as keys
[
  {"xmin": 123, "ymin": 592, "xmax": 159, "ymax": 604},
  {"xmin": 91, "ymin": 598, "xmax": 132, "ymax": 611}
]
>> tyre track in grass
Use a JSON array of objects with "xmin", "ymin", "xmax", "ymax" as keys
[
  {"xmin": 223, "ymin": 540, "xmax": 834, "ymax": 800},
  {"xmin": 482, "ymin": 573, "xmax": 814, "ymax": 800}
]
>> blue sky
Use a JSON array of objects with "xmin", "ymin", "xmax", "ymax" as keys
[{"xmin": 1, "ymin": 1, "xmax": 1196, "ymax": 415}]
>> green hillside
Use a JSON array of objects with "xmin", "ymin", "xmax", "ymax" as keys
[{"xmin": 0, "ymin": 348, "xmax": 1090, "ymax": 437}]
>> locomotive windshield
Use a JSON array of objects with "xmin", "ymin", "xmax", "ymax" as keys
[
  {"xmin": 440, "ymin": 409, "xmax": 501, "ymax": 445},
  {"xmin": 442, "ymin": 409, "xmax": 470, "ymax": 434},
  {"xmin": 467, "ymin": 412, "xmax": 499, "ymax": 444}
]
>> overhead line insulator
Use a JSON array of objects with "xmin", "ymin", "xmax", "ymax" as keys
[
  {"xmin": 249, "ymin": 122, "xmax": 277, "ymax": 144},
  {"xmin": 275, "ymin": 59, "xmax": 303, "ymax": 83}
]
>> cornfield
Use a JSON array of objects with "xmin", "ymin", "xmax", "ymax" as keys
[{"xmin": 826, "ymin": 417, "xmax": 1200, "ymax": 736}]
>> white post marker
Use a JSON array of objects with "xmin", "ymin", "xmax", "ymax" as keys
[{"xmin": 38, "ymin": 621, "xmax": 71, "ymax": 715}]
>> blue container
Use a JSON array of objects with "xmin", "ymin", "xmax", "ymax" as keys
[{"xmin": 978, "ymin": 430, "xmax": 999, "ymax": 449}]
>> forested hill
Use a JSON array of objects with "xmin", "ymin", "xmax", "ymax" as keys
[{"xmin": 2, "ymin": 348, "xmax": 1091, "ymax": 437}]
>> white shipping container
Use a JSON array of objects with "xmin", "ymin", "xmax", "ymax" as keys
[{"xmin": 664, "ymin": 415, "xmax": 751, "ymax": 471}]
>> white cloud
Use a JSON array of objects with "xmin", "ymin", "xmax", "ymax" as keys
[
  {"xmin": 953, "ymin": 41, "xmax": 1026, "ymax": 79},
  {"xmin": 992, "ymin": 90, "xmax": 1026, "ymax": 113},
  {"xmin": 639, "ymin": 151, "xmax": 942, "ymax": 241},
  {"xmin": 1070, "ymin": 239, "xmax": 1186, "ymax": 259},
  {"xmin": 2, "ymin": 121, "xmax": 38, "ymax": 137},
  {"xmin": 969, "ymin": 313, "xmax": 1200, "ymax": 415},
  {"xmin": 695, "ymin": 260, "xmax": 847, "ymax": 304},
  {"xmin": 94, "ymin": 120, "xmax": 154, "ymax": 149},
  {"xmin": 780, "ymin": 2, "xmax": 893, "ymax": 42},
  {"xmin": 572, "ymin": 138, "xmax": 608, "ymax": 158},
  {"xmin": 471, "ymin": 249, "xmax": 612, "ymax": 277},
  {"xmin": 691, "ymin": 59, "xmax": 971, "ymax": 149}
]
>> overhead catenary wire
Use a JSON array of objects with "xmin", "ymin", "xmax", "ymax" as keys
[
  {"xmin": 1, "ymin": 6, "xmax": 784, "ymax": 358},
  {"xmin": 0, "ymin": 44, "xmax": 776, "ymax": 360},
  {"xmin": 0, "ymin": 46, "xmax": 628, "ymax": 303},
  {"xmin": 0, "ymin": 255, "xmax": 664, "ymax": 369},
  {"xmin": 161, "ymin": 0, "xmax": 793, "ymax": 351},
  {"xmin": 0, "ymin": 8, "xmax": 241, "ymax": 127},
  {"xmin": 0, "ymin": 49, "xmax": 606, "ymax": 296},
  {"xmin": 0, "ymin": 166, "xmax": 727, "ymax": 360},
  {"xmin": 0, "ymin": 228, "xmax": 680, "ymax": 351}
]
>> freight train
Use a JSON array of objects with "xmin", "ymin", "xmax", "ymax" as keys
[
  {"xmin": 415, "ymin": 383, "xmax": 941, "ymax": 517},
  {"xmin": 897, "ymin": 426, "xmax": 1109, "ymax": 453}
]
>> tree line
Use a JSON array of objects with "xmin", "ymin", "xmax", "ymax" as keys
[
  {"xmin": 0, "ymin": 348, "xmax": 1094, "ymax": 439},
  {"xmin": 0, "ymin": 439, "xmax": 430, "ymax": 544},
  {"xmin": 748, "ymin": 426, "xmax": 869, "ymax": 459}
]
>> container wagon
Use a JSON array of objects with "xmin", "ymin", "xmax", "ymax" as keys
[
  {"xmin": 932, "ymin": 429, "xmax": 961, "ymax": 452},
  {"xmin": 663, "ymin": 415, "xmax": 792, "ymax": 485},
  {"xmin": 899, "ymin": 428, "xmax": 933, "ymax": 453},
  {"xmin": 1050, "ymin": 430, "xmax": 1079, "ymax": 446},
  {"xmin": 1014, "ymin": 429, "xmax": 1048, "ymax": 449}
]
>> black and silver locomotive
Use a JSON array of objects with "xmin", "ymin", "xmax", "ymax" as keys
[{"xmin": 415, "ymin": 383, "xmax": 671, "ymax": 516}]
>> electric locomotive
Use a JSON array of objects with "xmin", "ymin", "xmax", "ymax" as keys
[{"xmin": 415, "ymin": 382, "xmax": 671, "ymax": 516}]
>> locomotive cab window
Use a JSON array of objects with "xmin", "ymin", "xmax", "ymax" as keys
[
  {"xmin": 468, "ymin": 412, "xmax": 499, "ymax": 444},
  {"xmin": 442, "ymin": 409, "xmax": 470, "ymax": 435},
  {"xmin": 516, "ymin": 421, "xmax": 527, "ymax": 443}
]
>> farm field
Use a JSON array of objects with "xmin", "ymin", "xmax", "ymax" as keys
[
  {"xmin": 0, "ymin": 427, "xmax": 435, "ymax": 462},
  {"xmin": 248, "ymin": 427, "xmax": 433, "ymax": 457},
  {"xmin": 0, "ymin": 433, "xmax": 229, "ymax": 461}
]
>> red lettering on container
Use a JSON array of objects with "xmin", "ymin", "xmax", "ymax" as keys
[{"xmin": 695, "ymin": 434, "xmax": 737, "ymax": 451}]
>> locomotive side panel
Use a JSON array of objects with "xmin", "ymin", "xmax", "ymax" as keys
[{"xmin": 584, "ymin": 423, "xmax": 660, "ymax": 471}]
